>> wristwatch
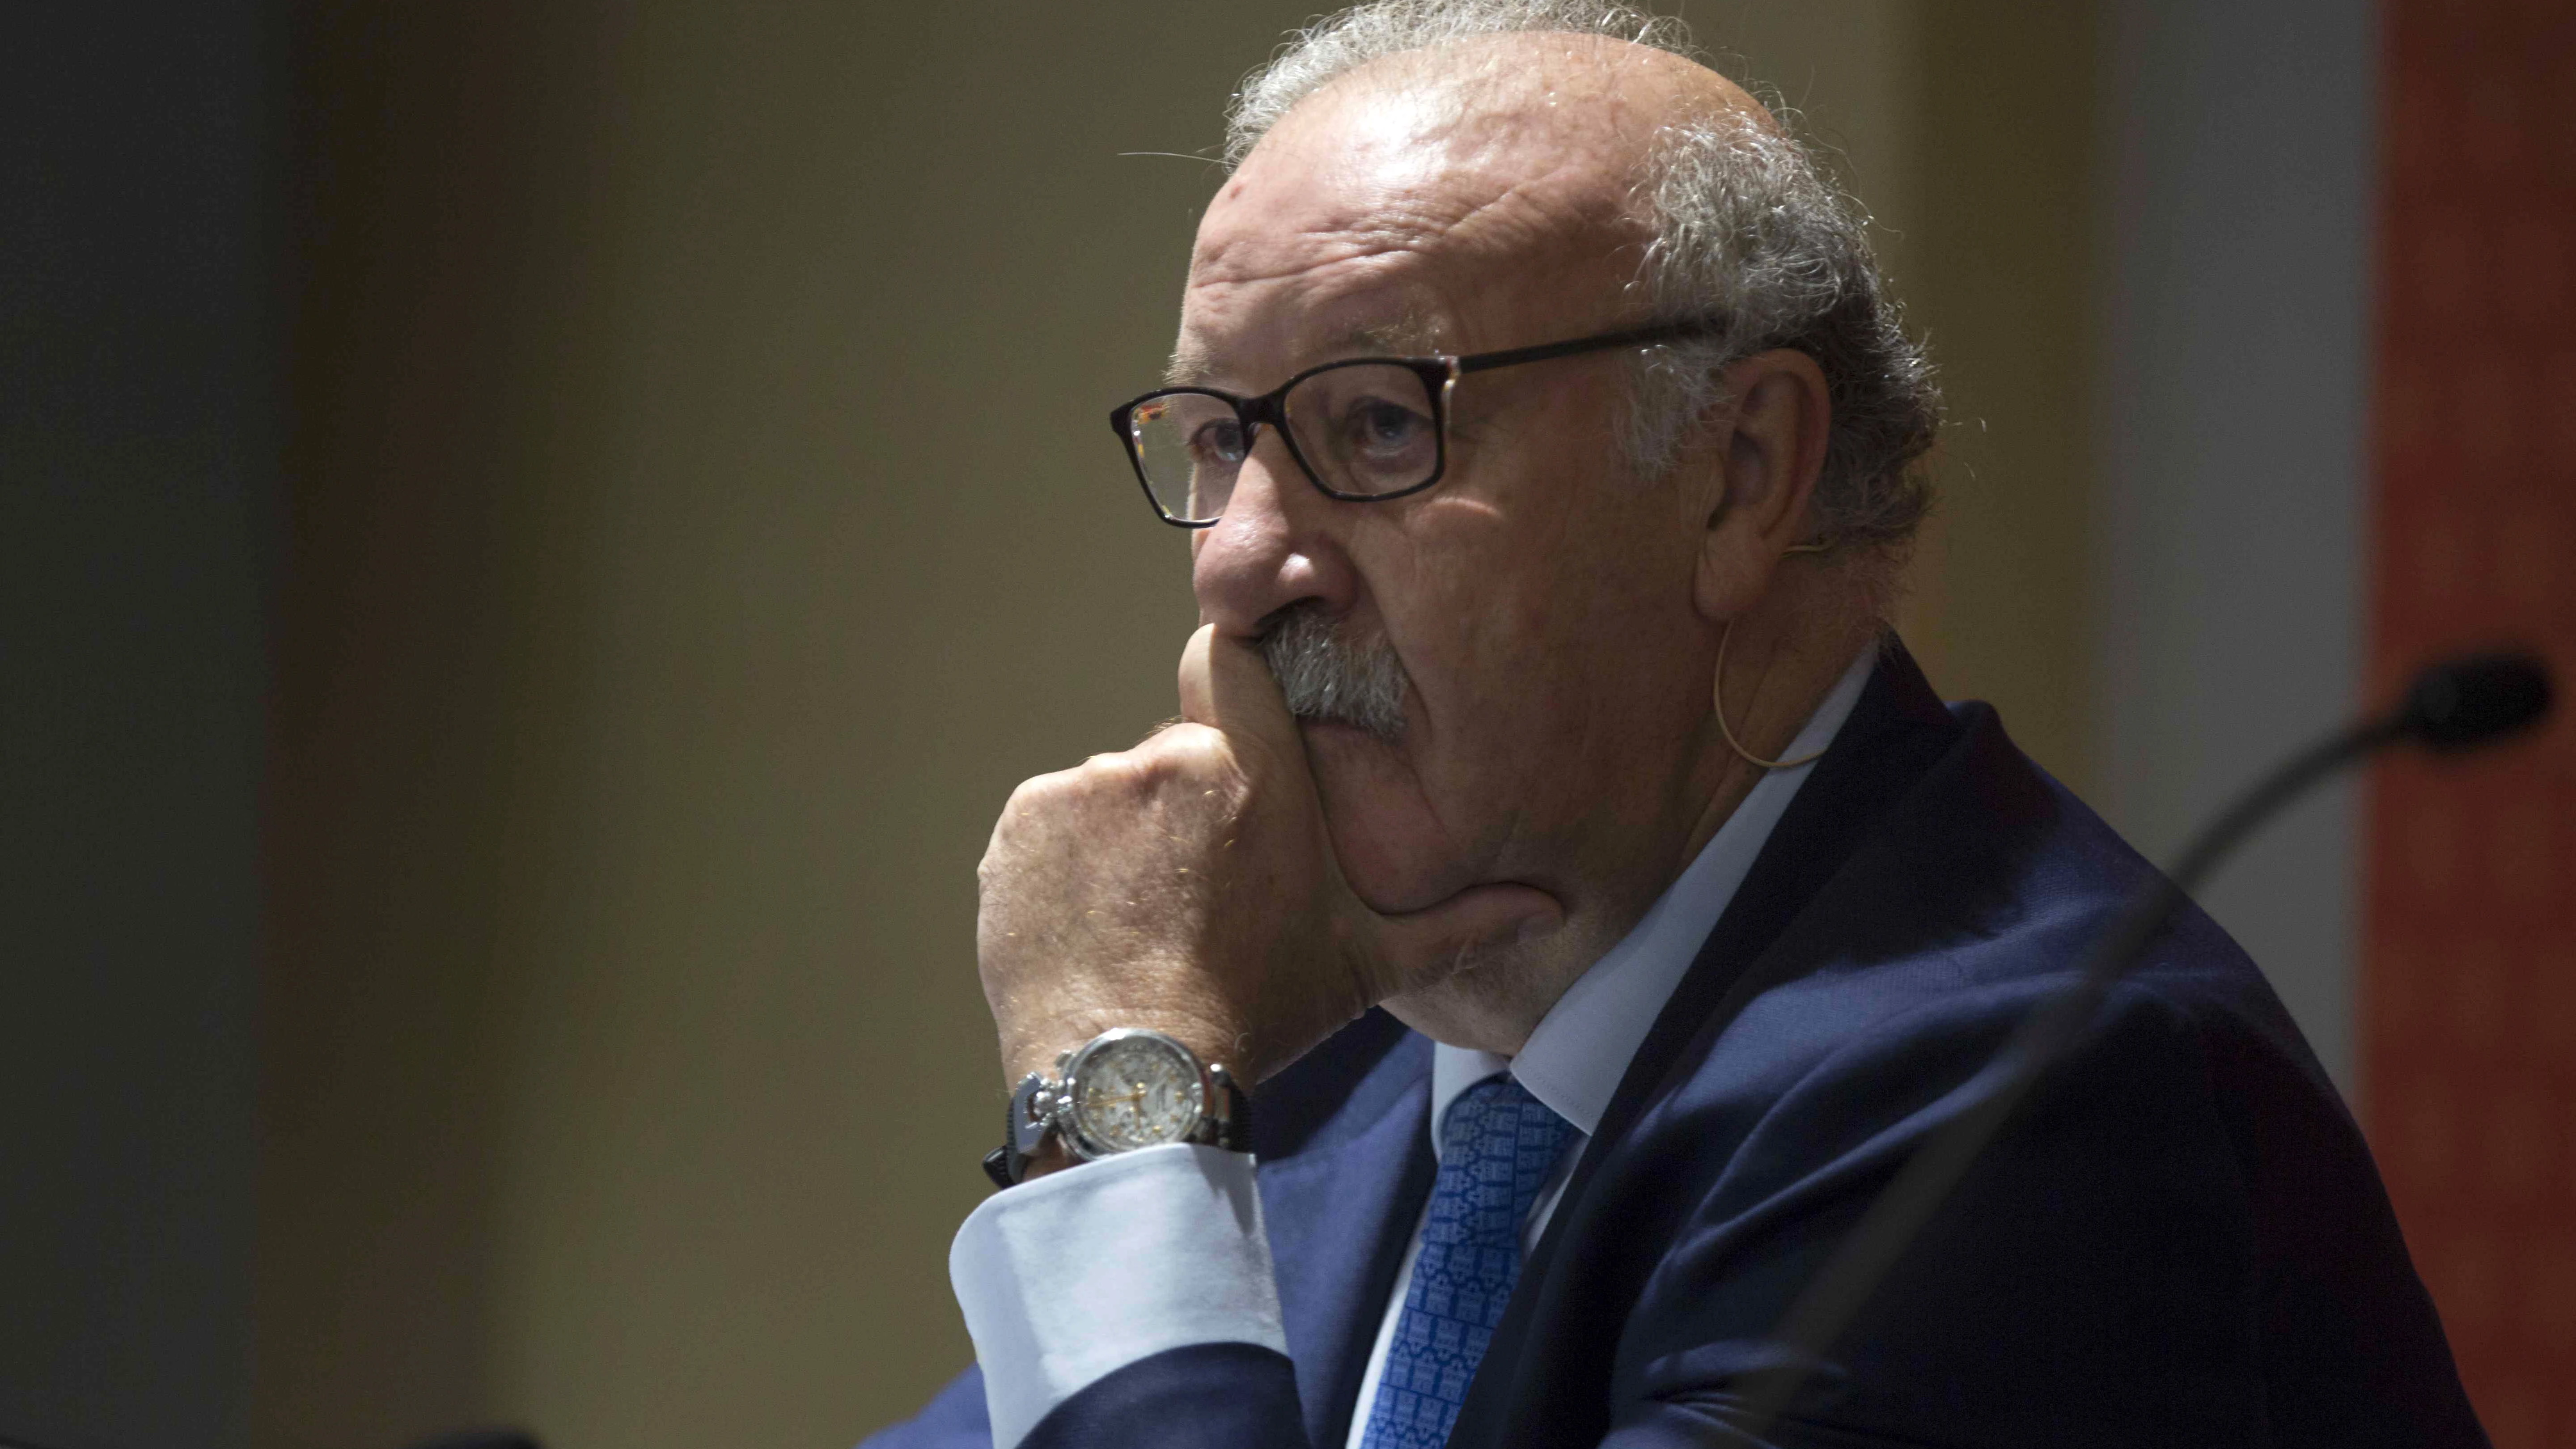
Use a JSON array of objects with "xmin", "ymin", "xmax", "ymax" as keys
[{"xmin": 983, "ymin": 1027, "xmax": 1251, "ymax": 1188}]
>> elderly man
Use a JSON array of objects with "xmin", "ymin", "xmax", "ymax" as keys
[{"xmin": 868, "ymin": 3, "xmax": 2483, "ymax": 1447}]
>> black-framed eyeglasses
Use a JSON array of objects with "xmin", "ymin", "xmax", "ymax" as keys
[{"xmin": 1108, "ymin": 318, "xmax": 1726, "ymax": 528}]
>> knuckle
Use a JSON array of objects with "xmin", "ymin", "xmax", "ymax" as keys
[
  {"xmin": 1055, "ymin": 750, "xmax": 1150, "ymax": 804},
  {"xmin": 1000, "ymin": 766, "xmax": 1089, "ymax": 825},
  {"xmin": 995, "ymin": 778, "xmax": 1041, "ymax": 826},
  {"xmin": 987, "ymin": 769, "xmax": 1077, "ymax": 861},
  {"xmin": 1091, "ymin": 736, "xmax": 1219, "ymax": 796},
  {"xmin": 1144, "ymin": 723, "xmax": 1237, "ymax": 783},
  {"xmin": 1011, "ymin": 766, "xmax": 1078, "ymax": 806},
  {"xmin": 1156, "ymin": 721, "xmax": 1224, "ymax": 759}
]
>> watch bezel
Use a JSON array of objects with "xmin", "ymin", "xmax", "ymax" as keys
[{"xmin": 1057, "ymin": 1027, "xmax": 1209, "ymax": 1160}]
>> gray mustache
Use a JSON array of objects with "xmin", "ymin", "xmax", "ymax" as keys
[{"xmin": 1260, "ymin": 606, "xmax": 1408, "ymax": 741}]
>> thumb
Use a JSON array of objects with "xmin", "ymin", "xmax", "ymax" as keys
[
  {"xmin": 1177, "ymin": 623, "xmax": 1308, "ymax": 774},
  {"xmin": 1364, "ymin": 880, "xmax": 1566, "ymax": 985}
]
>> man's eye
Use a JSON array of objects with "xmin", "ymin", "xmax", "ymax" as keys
[
  {"xmin": 1190, "ymin": 420, "xmax": 1249, "ymax": 463},
  {"xmin": 1348, "ymin": 399, "xmax": 1429, "ymax": 452}
]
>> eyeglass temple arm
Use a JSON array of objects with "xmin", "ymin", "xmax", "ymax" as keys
[{"xmin": 1452, "ymin": 318, "xmax": 1731, "ymax": 375}]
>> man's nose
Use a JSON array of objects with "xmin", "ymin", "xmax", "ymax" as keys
[{"xmin": 1191, "ymin": 428, "xmax": 1358, "ymax": 637}]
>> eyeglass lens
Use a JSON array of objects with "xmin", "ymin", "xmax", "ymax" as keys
[{"xmin": 1127, "ymin": 362, "xmax": 1440, "ymax": 523}]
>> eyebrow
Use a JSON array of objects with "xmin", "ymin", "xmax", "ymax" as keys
[
  {"xmin": 1164, "ymin": 315, "xmax": 1452, "ymax": 389},
  {"xmin": 1163, "ymin": 341, "xmax": 1213, "ymax": 388}
]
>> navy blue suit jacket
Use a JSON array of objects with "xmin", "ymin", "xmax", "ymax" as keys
[{"xmin": 868, "ymin": 644, "xmax": 2484, "ymax": 1448}]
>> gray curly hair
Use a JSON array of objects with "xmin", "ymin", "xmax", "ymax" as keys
[{"xmin": 1224, "ymin": 0, "xmax": 1940, "ymax": 570}]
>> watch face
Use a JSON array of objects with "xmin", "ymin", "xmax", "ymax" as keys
[{"xmin": 1070, "ymin": 1032, "xmax": 1204, "ymax": 1153}]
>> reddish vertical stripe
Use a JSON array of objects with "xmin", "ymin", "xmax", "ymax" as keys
[{"xmin": 2365, "ymin": 6, "xmax": 2576, "ymax": 1447}]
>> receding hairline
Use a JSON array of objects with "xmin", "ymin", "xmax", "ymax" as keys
[
  {"xmin": 1242, "ymin": 28, "xmax": 1781, "ymax": 173},
  {"xmin": 1172, "ymin": 32, "xmax": 1757, "ymax": 387}
]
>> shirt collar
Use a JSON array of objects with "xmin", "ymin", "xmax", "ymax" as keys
[{"xmin": 1428, "ymin": 642, "xmax": 1881, "ymax": 1153}]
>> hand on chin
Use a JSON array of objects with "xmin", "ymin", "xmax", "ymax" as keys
[{"xmin": 974, "ymin": 627, "xmax": 1565, "ymax": 1090}]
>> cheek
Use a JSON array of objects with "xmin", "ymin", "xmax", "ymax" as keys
[
  {"xmin": 1371, "ymin": 425, "xmax": 1671, "ymax": 716},
  {"xmin": 1428, "ymin": 505, "xmax": 1663, "ymax": 699},
  {"xmin": 1366, "ymin": 517, "xmax": 1537, "ymax": 731},
  {"xmin": 1428, "ymin": 510, "xmax": 1705, "ymax": 805}
]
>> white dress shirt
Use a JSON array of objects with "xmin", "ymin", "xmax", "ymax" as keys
[{"xmin": 951, "ymin": 646, "xmax": 1878, "ymax": 1449}]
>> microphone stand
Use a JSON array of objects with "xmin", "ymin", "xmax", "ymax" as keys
[{"xmin": 1734, "ymin": 653, "xmax": 2551, "ymax": 1439}]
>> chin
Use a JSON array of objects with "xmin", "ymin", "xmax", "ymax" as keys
[
  {"xmin": 1379, "ymin": 949, "xmax": 1547, "ymax": 1054},
  {"xmin": 1299, "ymin": 720, "xmax": 1469, "ymax": 915}
]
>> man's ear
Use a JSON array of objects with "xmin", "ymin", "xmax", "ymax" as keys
[{"xmin": 1693, "ymin": 347, "xmax": 1831, "ymax": 623}]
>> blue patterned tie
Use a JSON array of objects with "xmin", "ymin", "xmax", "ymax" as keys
[{"xmin": 1360, "ymin": 1074, "xmax": 1577, "ymax": 1449}]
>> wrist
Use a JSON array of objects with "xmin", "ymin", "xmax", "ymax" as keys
[
  {"xmin": 981, "ymin": 1027, "xmax": 1252, "ymax": 1190},
  {"xmin": 1000, "ymin": 1011, "xmax": 1241, "ymax": 1089}
]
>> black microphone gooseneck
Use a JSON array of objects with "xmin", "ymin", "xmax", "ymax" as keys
[{"xmin": 1734, "ymin": 652, "xmax": 2553, "ymax": 1438}]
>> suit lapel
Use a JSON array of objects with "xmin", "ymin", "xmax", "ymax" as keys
[{"xmin": 1252, "ymin": 1012, "xmax": 1436, "ymax": 1449}]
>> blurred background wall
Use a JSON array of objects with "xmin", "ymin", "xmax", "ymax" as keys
[
  {"xmin": 4, "ymin": 2, "xmax": 2565, "ymax": 1448},
  {"xmin": 2361, "ymin": 6, "xmax": 2576, "ymax": 1440},
  {"xmin": 2, "ymin": 6, "xmax": 275, "ymax": 1448},
  {"xmin": 2093, "ymin": 0, "xmax": 2380, "ymax": 1094}
]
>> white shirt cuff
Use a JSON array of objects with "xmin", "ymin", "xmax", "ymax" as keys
[{"xmin": 948, "ymin": 1143, "xmax": 1286, "ymax": 1449}]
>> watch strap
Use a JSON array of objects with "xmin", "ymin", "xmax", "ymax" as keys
[
  {"xmin": 1194, "ymin": 1064, "xmax": 1254, "ymax": 1152},
  {"xmin": 983, "ymin": 1072, "xmax": 1054, "ymax": 1190}
]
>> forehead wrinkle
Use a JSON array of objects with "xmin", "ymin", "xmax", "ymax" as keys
[
  {"xmin": 1180, "ymin": 168, "xmax": 1615, "ymax": 352},
  {"xmin": 1205, "ymin": 146, "xmax": 1637, "ymax": 321},
  {"xmin": 1171, "ymin": 238, "xmax": 1451, "ymax": 386},
  {"xmin": 1189, "ymin": 191, "xmax": 1487, "ymax": 288},
  {"xmin": 1433, "ymin": 169, "xmax": 1635, "ymax": 277},
  {"xmin": 1171, "ymin": 202, "xmax": 1618, "ymax": 387}
]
